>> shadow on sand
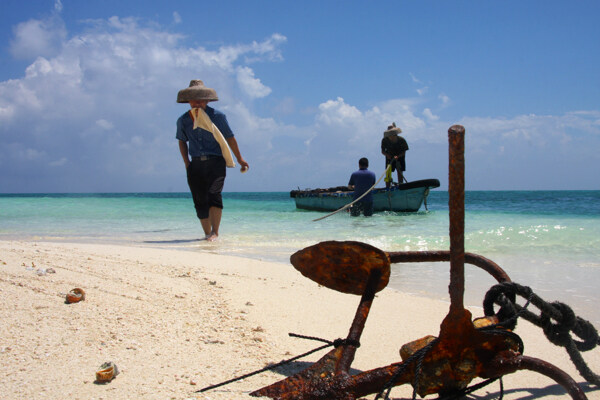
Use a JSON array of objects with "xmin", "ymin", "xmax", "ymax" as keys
[
  {"xmin": 464, "ymin": 381, "xmax": 598, "ymax": 399},
  {"xmin": 268, "ymin": 360, "xmax": 363, "ymax": 378}
]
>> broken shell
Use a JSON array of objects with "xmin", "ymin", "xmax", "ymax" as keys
[
  {"xmin": 95, "ymin": 361, "xmax": 119, "ymax": 383},
  {"xmin": 66, "ymin": 288, "xmax": 85, "ymax": 304}
]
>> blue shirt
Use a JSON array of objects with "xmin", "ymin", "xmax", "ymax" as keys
[
  {"xmin": 175, "ymin": 105, "xmax": 234, "ymax": 157},
  {"xmin": 348, "ymin": 168, "xmax": 376, "ymax": 201}
]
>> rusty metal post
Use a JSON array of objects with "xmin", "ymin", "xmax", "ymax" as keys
[
  {"xmin": 336, "ymin": 269, "xmax": 382, "ymax": 374},
  {"xmin": 448, "ymin": 125, "xmax": 465, "ymax": 312}
]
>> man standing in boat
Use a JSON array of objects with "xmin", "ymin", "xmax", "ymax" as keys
[
  {"xmin": 348, "ymin": 157, "xmax": 376, "ymax": 217},
  {"xmin": 176, "ymin": 80, "xmax": 249, "ymax": 241},
  {"xmin": 381, "ymin": 122, "xmax": 408, "ymax": 188}
]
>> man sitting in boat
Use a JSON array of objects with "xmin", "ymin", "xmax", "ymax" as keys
[
  {"xmin": 381, "ymin": 122, "xmax": 409, "ymax": 188},
  {"xmin": 348, "ymin": 157, "xmax": 376, "ymax": 217}
]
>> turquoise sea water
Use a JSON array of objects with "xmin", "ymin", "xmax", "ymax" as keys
[{"xmin": 1, "ymin": 191, "xmax": 600, "ymax": 325}]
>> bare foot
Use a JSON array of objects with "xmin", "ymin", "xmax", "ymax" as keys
[{"xmin": 206, "ymin": 233, "xmax": 218, "ymax": 242}]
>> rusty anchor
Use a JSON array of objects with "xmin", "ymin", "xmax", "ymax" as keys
[{"xmin": 248, "ymin": 125, "xmax": 591, "ymax": 399}]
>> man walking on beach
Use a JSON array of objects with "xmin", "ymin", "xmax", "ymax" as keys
[
  {"xmin": 176, "ymin": 80, "xmax": 249, "ymax": 241},
  {"xmin": 348, "ymin": 157, "xmax": 376, "ymax": 217},
  {"xmin": 381, "ymin": 122, "xmax": 409, "ymax": 188}
]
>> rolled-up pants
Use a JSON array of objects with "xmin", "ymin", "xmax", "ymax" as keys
[
  {"xmin": 186, "ymin": 156, "xmax": 226, "ymax": 220},
  {"xmin": 350, "ymin": 200, "xmax": 374, "ymax": 217}
]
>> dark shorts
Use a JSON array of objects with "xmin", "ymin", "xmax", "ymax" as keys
[
  {"xmin": 186, "ymin": 156, "xmax": 226, "ymax": 220},
  {"xmin": 386, "ymin": 157, "xmax": 406, "ymax": 172},
  {"xmin": 350, "ymin": 201, "xmax": 374, "ymax": 217}
]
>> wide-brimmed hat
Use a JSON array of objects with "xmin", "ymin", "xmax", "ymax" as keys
[
  {"xmin": 177, "ymin": 80, "xmax": 219, "ymax": 103},
  {"xmin": 383, "ymin": 122, "xmax": 402, "ymax": 137}
]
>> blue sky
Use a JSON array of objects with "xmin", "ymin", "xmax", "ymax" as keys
[{"xmin": 1, "ymin": 0, "xmax": 599, "ymax": 193}]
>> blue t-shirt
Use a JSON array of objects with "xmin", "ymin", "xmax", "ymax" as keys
[
  {"xmin": 175, "ymin": 105, "xmax": 234, "ymax": 157},
  {"xmin": 348, "ymin": 168, "xmax": 376, "ymax": 201}
]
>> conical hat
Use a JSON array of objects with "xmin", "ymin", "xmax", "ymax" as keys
[
  {"xmin": 383, "ymin": 122, "xmax": 402, "ymax": 137},
  {"xmin": 177, "ymin": 80, "xmax": 219, "ymax": 103}
]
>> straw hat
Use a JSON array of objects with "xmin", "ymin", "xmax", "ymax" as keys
[
  {"xmin": 383, "ymin": 122, "xmax": 402, "ymax": 138},
  {"xmin": 177, "ymin": 80, "xmax": 219, "ymax": 103}
]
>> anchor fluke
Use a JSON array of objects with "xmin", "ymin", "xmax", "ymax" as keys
[{"xmin": 290, "ymin": 240, "xmax": 390, "ymax": 295}]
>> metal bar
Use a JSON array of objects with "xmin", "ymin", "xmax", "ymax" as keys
[
  {"xmin": 336, "ymin": 269, "xmax": 382, "ymax": 374},
  {"xmin": 518, "ymin": 356, "xmax": 588, "ymax": 399},
  {"xmin": 485, "ymin": 355, "xmax": 588, "ymax": 400},
  {"xmin": 448, "ymin": 124, "xmax": 466, "ymax": 312},
  {"xmin": 387, "ymin": 251, "xmax": 512, "ymax": 283}
]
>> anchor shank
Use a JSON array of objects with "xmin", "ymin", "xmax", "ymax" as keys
[
  {"xmin": 448, "ymin": 125, "xmax": 466, "ymax": 312},
  {"xmin": 336, "ymin": 268, "xmax": 382, "ymax": 374}
]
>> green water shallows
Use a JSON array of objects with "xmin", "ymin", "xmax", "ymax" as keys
[{"xmin": 1, "ymin": 191, "xmax": 599, "ymax": 324}]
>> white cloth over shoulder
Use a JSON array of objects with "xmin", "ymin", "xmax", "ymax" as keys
[{"xmin": 190, "ymin": 107, "xmax": 235, "ymax": 168}]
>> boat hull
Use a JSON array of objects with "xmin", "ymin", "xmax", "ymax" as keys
[{"xmin": 291, "ymin": 179, "xmax": 440, "ymax": 213}]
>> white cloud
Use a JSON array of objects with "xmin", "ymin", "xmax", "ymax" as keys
[
  {"xmin": 373, "ymin": 99, "xmax": 427, "ymax": 132},
  {"xmin": 0, "ymin": 104, "xmax": 15, "ymax": 121},
  {"xmin": 54, "ymin": 0, "xmax": 63, "ymax": 12},
  {"xmin": 316, "ymin": 97, "xmax": 362, "ymax": 125},
  {"xmin": 226, "ymin": 102, "xmax": 279, "ymax": 132},
  {"xmin": 458, "ymin": 112, "xmax": 600, "ymax": 151},
  {"xmin": 439, "ymin": 93, "xmax": 450, "ymax": 107},
  {"xmin": 25, "ymin": 57, "xmax": 52, "ymax": 77},
  {"xmin": 236, "ymin": 66, "xmax": 272, "ymax": 98},
  {"xmin": 416, "ymin": 87, "xmax": 428, "ymax": 96},
  {"xmin": 19, "ymin": 148, "xmax": 45, "ymax": 161},
  {"xmin": 423, "ymin": 108, "xmax": 439, "ymax": 121},
  {"xmin": 2, "ymin": 17, "xmax": 287, "ymax": 123},
  {"xmin": 411, "ymin": 73, "xmax": 429, "ymax": 96},
  {"xmin": 315, "ymin": 97, "xmax": 429, "ymax": 146},
  {"xmin": 172, "ymin": 12, "xmax": 182, "ymax": 24},
  {"xmin": 9, "ymin": 16, "xmax": 66, "ymax": 59},
  {"xmin": 309, "ymin": 97, "xmax": 434, "ymax": 169},
  {"xmin": 410, "ymin": 73, "xmax": 422, "ymax": 84},
  {"xmin": 273, "ymin": 97, "xmax": 295, "ymax": 115},
  {"xmin": 96, "ymin": 119, "xmax": 114, "ymax": 130},
  {"xmin": 244, "ymin": 33, "xmax": 287, "ymax": 63},
  {"xmin": 0, "ymin": 15, "xmax": 291, "ymax": 192},
  {"xmin": 49, "ymin": 157, "xmax": 67, "ymax": 166}
]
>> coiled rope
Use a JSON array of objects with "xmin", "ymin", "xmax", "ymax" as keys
[{"xmin": 484, "ymin": 281, "xmax": 600, "ymax": 385}]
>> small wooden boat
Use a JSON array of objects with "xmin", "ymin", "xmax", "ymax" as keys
[{"xmin": 290, "ymin": 179, "xmax": 440, "ymax": 213}]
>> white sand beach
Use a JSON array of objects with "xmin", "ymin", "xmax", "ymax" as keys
[{"xmin": 1, "ymin": 240, "xmax": 599, "ymax": 399}]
